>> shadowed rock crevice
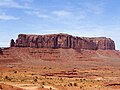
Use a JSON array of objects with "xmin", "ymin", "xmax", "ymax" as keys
[
  {"xmin": 0, "ymin": 48, "xmax": 3, "ymax": 55},
  {"xmin": 10, "ymin": 33, "xmax": 115, "ymax": 50}
]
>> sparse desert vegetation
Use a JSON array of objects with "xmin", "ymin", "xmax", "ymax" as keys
[{"xmin": 0, "ymin": 61, "xmax": 120, "ymax": 90}]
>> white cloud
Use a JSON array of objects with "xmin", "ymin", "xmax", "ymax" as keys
[
  {"xmin": 23, "ymin": 0, "xmax": 34, "ymax": 3},
  {"xmin": 37, "ymin": 14, "xmax": 49, "ymax": 18},
  {"xmin": 81, "ymin": 2, "xmax": 105, "ymax": 15},
  {"xmin": 0, "ymin": 0, "xmax": 31, "ymax": 9},
  {"xmin": 25, "ymin": 11, "xmax": 49, "ymax": 18},
  {"xmin": 0, "ymin": 13, "xmax": 20, "ymax": 20},
  {"xmin": 0, "ymin": 42, "xmax": 9, "ymax": 47},
  {"xmin": 86, "ymin": 3, "xmax": 104, "ymax": 14},
  {"xmin": 52, "ymin": 10, "xmax": 71, "ymax": 17}
]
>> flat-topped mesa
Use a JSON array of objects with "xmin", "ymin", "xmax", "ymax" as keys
[{"xmin": 11, "ymin": 33, "xmax": 115, "ymax": 50}]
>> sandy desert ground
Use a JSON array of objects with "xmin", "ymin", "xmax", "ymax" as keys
[{"xmin": 0, "ymin": 47, "xmax": 120, "ymax": 90}]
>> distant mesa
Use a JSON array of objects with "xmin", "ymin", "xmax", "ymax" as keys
[{"xmin": 10, "ymin": 33, "xmax": 115, "ymax": 50}]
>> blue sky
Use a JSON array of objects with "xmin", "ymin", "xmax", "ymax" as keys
[{"xmin": 0, "ymin": 0, "xmax": 120, "ymax": 50}]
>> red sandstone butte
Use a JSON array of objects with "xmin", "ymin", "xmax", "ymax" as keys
[{"xmin": 11, "ymin": 33, "xmax": 115, "ymax": 50}]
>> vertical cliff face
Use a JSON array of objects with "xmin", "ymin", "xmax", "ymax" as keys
[
  {"xmin": 10, "ymin": 39, "xmax": 15, "ymax": 47},
  {"xmin": 0, "ymin": 48, "xmax": 3, "ymax": 55},
  {"xmin": 90, "ymin": 38, "xmax": 115, "ymax": 50},
  {"xmin": 11, "ymin": 33, "xmax": 115, "ymax": 50}
]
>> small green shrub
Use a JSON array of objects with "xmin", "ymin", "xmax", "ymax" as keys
[
  {"xmin": 41, "ymin": 82, "xmax": 45, "ymax": 85},
  {"xmin": 14, "ymin": 71, "xmax": 17, "ymax": 73},
  {"xmin": 4, "ymin": 76, "xmax": 11, "ymax": 81},
  {"xmin": 68, "ymin": 83, "xmax": 72, "ymax": 87},
  {"xmin": 50, "ymin": 87, "xmax": 52, "ymax": 90},
  {"xmin": 74, "ymin": 83, "xmax": 78, "ymax": 86},
  {"xmin": 34, "ymin": 78, "xmax": 37, "ymax": 82}
]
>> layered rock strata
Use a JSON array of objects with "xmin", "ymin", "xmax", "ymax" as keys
[{"xmin": 11, "ymin": 33, "xmax": 115, "ymax": 50}]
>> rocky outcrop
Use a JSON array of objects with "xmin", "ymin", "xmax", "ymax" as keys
[
  {"xmin": 11, "ymin": 33, "xmax": 115, "ymax": 50},
  {"xmin": 0, "ymin": 48, "xmax": 3, "ymax": 55},
  {"xmin": 89, "ymin": 37, "xmax": 115, "ymax": 50},
  {"xmin": 10, "ymin": 39, "xmax": 15, "ymax": 47}
]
